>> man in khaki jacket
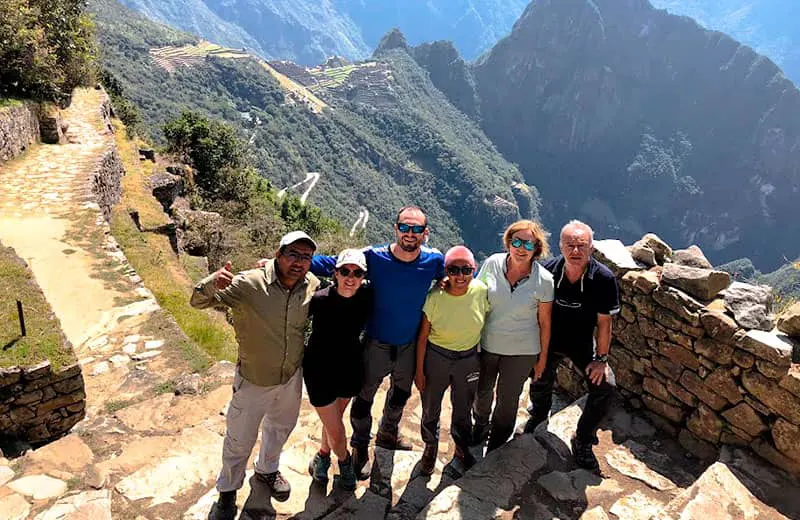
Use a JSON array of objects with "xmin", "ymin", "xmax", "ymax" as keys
[{"xmin": 191, "ymin": 231, "xmax": 320, "ymax": 520}]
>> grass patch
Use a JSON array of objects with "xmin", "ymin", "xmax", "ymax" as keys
[
  {"xmin": 0, "ymin": 244, "xmax": 74, "ymax": 370},
  {"xmin": 110, "ymin": 120, "xmax": 237, "ymax": 364},
  {"xmin": 105, "ymin": 399, "xmax": 132, "ymax": 413},
  {"xmin": 0, "ymin": 98, "xmax": 22, "ymax": 109},
  {"xmin": 153, "ymin": 380, "xmax": 175, "ymax": 395}
]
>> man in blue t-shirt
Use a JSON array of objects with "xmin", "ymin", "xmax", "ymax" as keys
[
  {"xmin": 311, "ymin": 206, "xmax": 444, "ymax": 477},
  {"xmin": 525, "ymin": 220, "xmax": 619, "ymax": 473}
]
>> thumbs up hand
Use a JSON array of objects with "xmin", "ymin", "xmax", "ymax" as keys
[{"xmin": 214, "ymin": 261, "xmax": 234, "ymax": 290}]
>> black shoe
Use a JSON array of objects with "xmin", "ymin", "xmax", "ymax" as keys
[
  {"xmin": 419, "ymin": 444, "xmax": 437, "ymax": 476},
  {"xmin": 255, "ymin": 471, "xmax": 291, "ymax": 502},
  {"xmin": 208, "ymin": 491, "xmax": 236, "ymax": 520},
  {"xmin": 523, "ymin": 417, "xmax": 542, "ymax": 434},
  {"xmin": 375, "ymin": 430, "xmax": 413, "ymax": 451},
  {"xmin": 352, "ymin": 444, "xmax": 371, "ymax": 480},
  {"xmin": 571, "ymin": 436, "xmax": 600, "ymax": 472}
]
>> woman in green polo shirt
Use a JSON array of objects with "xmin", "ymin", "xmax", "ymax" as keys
[
  {"xmin": 414, "ymin": 245, "xmax": 489, "ymax": 475},
  {"xmin": 473, "ymin": 219, "xmax": 554, "ymax": 453}
]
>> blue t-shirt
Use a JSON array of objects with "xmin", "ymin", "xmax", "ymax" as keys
[{"xmin": 311, "ymin": 244, "xmax": 445, "ymax": 345}]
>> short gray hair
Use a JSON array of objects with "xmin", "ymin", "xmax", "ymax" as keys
[{"xmin": 560, "ymin": 219, "xmax": 594, "ymax": 244}]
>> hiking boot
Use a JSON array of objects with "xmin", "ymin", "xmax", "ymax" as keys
[
  {"xmin": 308, "ymin": 452, "xmax": 331, "ymax": 483},
  {"xmin": 523, "ymin": 416, "xmax": 542, "ymax": 434},
  {"xmin": 419, "ymin": 444, "xmax": 437, "ymax": 476},
  {"xmin": 375, "ymin": 430, "xmax": 413, "ymax": 451},
  {"xmin": 454, "ymin": 445, "xmax": 477, "ymax": 470},
  {"xmin": 471, "ymin": 422, "xmax": 489, "ymax": 446},
  {"xmin": 337, "ymin": 454, "xmax": 357, "ymax": 491},
  {"xmin": 255, "ymin": 471, "xmax": 291, "ymax": 502},
  {"xmin": 208, "ymin": 491, "xmax": 236, "ymax": 520},
  {"xmin": 571, "ymin": 436, "xmax": 600, "ymax": 472},
  {"xmin": 352, "ymin": 444, "xmax": 371, "ymax": 480}
]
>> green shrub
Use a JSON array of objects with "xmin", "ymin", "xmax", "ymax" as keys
[{"xmin": 0, "ymin": 0, "xmax": 96, "ymax": 104}]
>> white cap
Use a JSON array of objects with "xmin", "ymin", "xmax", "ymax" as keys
[
  {"xmin": 335, "ymin": 248, "xmax": 367, "ymax": 271},
  {"xmin": 279, "ymin": 230, "xmax": 317, "ymax": 250}
]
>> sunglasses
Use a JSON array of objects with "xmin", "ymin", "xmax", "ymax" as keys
[
  {"xmin": 446, "ymin": 265, "xmax": 475, "ymax": 276},
  {"xmin": 397, "ymin": 223, "xmax": 427, "ymax": 234},
  {"xmin": 337, "ymin": 267, "xmax": 365, "ymax": 278},
  {"xmin": 511, "ymin": 238, "xmax": 537, "ymax": 252}
]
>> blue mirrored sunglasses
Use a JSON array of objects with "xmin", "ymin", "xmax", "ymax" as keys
[
  {"xmin": 511, "ymin": 238, "xmax": 537, "ymax": 251},
  {"xmin": 397, "ymin": 223, "xmax": 427, "ymax": 234}
]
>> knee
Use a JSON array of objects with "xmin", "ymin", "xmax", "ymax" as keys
[
  {"xmin": 351, "ymin": 396, "xmax": 372, "ymax": 419},
  {"xmin": 388, "ymin": 387, "xmax": 410, "ymax": 407}
]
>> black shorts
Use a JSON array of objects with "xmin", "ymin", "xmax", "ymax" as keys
[{"xmin": 303, "ymin": 348, "xmax": 364, "ymax": 408}]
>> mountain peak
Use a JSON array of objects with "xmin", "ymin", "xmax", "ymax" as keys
[{"xmin": 374, "ymin": 28, "xmax": 409, "ymax": 56}]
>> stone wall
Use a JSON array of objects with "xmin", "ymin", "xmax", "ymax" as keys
[
  {"xmin": 91, "ymin": 95, "xmax": 123, "ymax": 221},
  {"xmin": 0, "ymin": 361, "xmax": 86, "ymax": 443},
  {"xmin": 0, "ymin": 102, "xmax": 40, "ymax": 161},
  {"xmin": 554, "ymin": 235, "xmax": 800, "ymax": 475}
]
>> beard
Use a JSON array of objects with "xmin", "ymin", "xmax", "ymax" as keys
[{"xmin": 399, "ymin": 239, "xmax": 421, "ymax": 252}]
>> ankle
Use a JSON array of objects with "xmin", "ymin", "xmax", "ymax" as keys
[
  {"xmin": 318, "ymin": 449, "xmax": 331, "ymax": 458},
  {"xmin": 218, "ymin": 490, "xmax": 236, "ymax": 506}
]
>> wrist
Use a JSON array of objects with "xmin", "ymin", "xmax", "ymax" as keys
[{"xmin": 593, "ymin": 353, "xmax": 608, "ymax": 363}]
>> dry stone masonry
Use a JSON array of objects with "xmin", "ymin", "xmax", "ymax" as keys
[
  {"xmin": 0, "ymin": 101, "xmax": 40, "ymax": 161},
  {"xmin": 556, "ymin": 234, "xmax": 800, "ymax": 475},
  {"xmin": 0, "ymin": 361, "xmax": 86, "ymax": 443}
]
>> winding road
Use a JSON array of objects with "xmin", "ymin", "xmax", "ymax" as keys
[{"xmin": 277, "ymin": 171, "xmax": 320, "ymax": 205}]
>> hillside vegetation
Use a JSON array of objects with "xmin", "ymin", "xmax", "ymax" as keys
[{"xmin": 89, "ymin": 0, "xmax": 537, "ymax": 256}]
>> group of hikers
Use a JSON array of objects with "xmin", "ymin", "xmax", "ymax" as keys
[{"xmin": 191, "ymin": 206, "xmax": 620, "ymax": 520}]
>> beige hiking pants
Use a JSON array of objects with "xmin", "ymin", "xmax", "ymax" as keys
[{"xmin": 216, "ymin": 367, "xmax": 302, "ymax": 492}]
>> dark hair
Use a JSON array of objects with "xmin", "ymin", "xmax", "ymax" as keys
[{"xmin": 395, "ymin": 205, "xmax": 427, "ymax": 225}]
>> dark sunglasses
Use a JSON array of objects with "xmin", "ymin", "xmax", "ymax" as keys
[
  {"xmin": 446, "ymin": 265, "xmax": 475, "ymax": 276},
  {"xmin": 511, "ymin": 238, "xmax": 537, "ymax": 252},
  {"xmin": 397, "ymin": 223, "xmax": 427, "ymax": 234},
  {"xmin": 337, "ymin": 267, "xmax": 365, "ymax": 278}
]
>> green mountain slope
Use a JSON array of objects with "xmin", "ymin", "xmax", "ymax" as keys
[{"xmin": 89, "ymin": 0, "xmax": 537, "ymax": 255}]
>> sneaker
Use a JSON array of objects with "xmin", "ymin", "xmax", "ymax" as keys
[
  {"xmin": 337, "ymin": 454, "xmax": 357, "ymax": 491},
  {"xmin": 454, "ymin": 445, "xmax": 477, "ymax": 470},
  {"xmin": 308, "ymin": 452, "xmax": 331, "ymax": 483},
  {"xmin": 375, "ymin": 430, "xmax": 414, "ymax": 451},
  {"xmin": 352, "ymin": 444, "xmax": 371, "ymax": 480},
  {"xmin": 255, "ymin": 471, "xmax": 291, "ymax": 502},
  {"xmin": 571, "ymin": 436, "xmax": 600, "ymax": 472},
  {"xmin": 471, "ymin": 422, "xmax": 489, "ymax": 446},
  {"xmin": 419, "ymin": 444, "xmax": 437, "ymax": 476},
  {"xmin": 208, "ymin": 491, "xmax": 236, "ymax": 520}
]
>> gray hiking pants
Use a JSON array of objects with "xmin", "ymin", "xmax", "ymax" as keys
[
  {"xmin": 350, "ymin": 338, "xmax": 415, "ymax": 447},
  {"xmin": 421, "ymin": 343, "xmax": 480, "ymax": 448},
  {"xmin": 217, "ymin": 367, "xmax": 302, "ymax": 492},
  {"xmin": 473, "ymin": 350, "xmax": 537, "ymax": 451}
]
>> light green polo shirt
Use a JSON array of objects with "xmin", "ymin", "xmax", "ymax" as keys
[
  {"xmin": 478, "ymin": 253, "xmax": 554, "ymax": 356},
  {"xmin": 423, "ymin": 279, "xmax": 489, "ymax": 351}
]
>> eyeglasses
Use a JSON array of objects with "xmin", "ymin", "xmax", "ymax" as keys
[
  {"xmin": 446, "ymin": 265, "xmax": 475, "ymax": 276},
  {"xmin": 286, "ymin": 251, "xmax": 313, "ymax": 263},
  {"xmin": 337, "ymin": 267, "xmax": 365, "ymax": 278},
  {"xmin": 511, "ymin": 238, "xmax": 537, "ymax": 251},
  {"xmin": 397, "ymin": 223, "xmax": 427, "ymax": 234}
]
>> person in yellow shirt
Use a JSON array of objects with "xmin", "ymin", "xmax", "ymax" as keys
[{"xmin": 414, "ymin": 245, "xmax": 489, "ymax": 475}]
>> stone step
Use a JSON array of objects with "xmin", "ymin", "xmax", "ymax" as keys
[{"xmin": 653, "ymin": 446, "xmax": 800, "ymax": 520}]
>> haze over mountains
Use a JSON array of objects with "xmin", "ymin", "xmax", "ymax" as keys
[{"xmin": 117, "ymin": 0, "xmax": 800, "ymax": 85}]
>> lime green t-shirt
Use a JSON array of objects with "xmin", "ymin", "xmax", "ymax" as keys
[{"xmin": 422, "ymin": 279, "xmax": 490, "ymax": 351}]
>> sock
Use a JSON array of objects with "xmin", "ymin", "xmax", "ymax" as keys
[
  {"xmin": 318, "ymin": 449, "xmax": 331, "ymax": 458},
  {"xmin": 218, "ymin": 490, "xmax": 236, "ymax": 506}
]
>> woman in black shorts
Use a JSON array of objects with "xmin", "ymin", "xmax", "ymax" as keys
[{"xmin": 304, "ymin": 248, "xmax": 372, "ymax": 490}]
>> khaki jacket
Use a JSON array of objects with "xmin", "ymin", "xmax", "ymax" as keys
[{"xmin": 190, "ymin": 260, "xmax": 319, "ymax": 387}]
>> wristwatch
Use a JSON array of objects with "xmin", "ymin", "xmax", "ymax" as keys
[{"xmin": 593, "ymin": 353, "xmax": 608, "ymax": 363}]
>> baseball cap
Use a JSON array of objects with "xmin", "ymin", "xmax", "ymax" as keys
[
  {"xmin": 279, "ymin": 230, "xmax": 317, "ymax": 250},
  {"xmin": 335, "ymin": 248, "xmax": 368, "ymax": 271}
]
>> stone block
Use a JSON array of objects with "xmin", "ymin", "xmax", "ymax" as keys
[
  {"xmin": 755, "ymin": 359, "xmax": 789, "ymax": 380},
  {"xmin": 641, "ymin": 233, "xmax": 672, "ymax": 264},
  {"xmin": 666, "ymin": 379, "xmax": 698, "ymax": 407},
  {"xmin": 661, "ymin": 263, "xmax": 730, "ymax": 301},
  {"xmin": 643, "ymin": 377, "xmax": 676, "ymax": 404},
  {"xmin": 654, "ymin": 307, "xmax": 684, "ymax": 331},
  {"xmin": 700, "ymin": 311, "xmax": 739, "ymax": 343},
  {"xmin": 36, "ymin": 390, "xmax": 85, "ymax": 416},
  {"xmin": 679, "ymin": 371, "xmax": 727, "ymax": 411},
  {"xmin": 704, "ymin": 367, "xmax": 742, "ymax": 404},
  {"xmin": 632, "ymin": 294, "xmax": 656, "ymax": 318},
  {"xmin": 659, "ymin": 341, "xmax": 700, "ymax": 371},
  {"xmin": 779, "ymin": 367, "xmax": 800, "ymax": 398},
  {"xmin": 724, "ymin": 282, "xmax": 775, "ymax": 331},
  {"xmin": 614, "ymin": 366, "xmax": 643, "ymax": 394},
  {"xmin": 772, "ymin": 418, "xmax": 800, "ymax": 462},
  {"xmin": 720, "ymin": 429, "xmax": 750, "ymax": 447},
  {"xmin": 15, "ymin": 390, "xmax": 43, "ymax": 406},
  {"xmin": 0, "ymin": 367, "xmax": 22, "ymax": 387},
  {"xmin": 678, "ymin": 429, "xmax": 718, "ymax": 461},
  {"xmin": 672, "ymin": 245, "xmax": 712, "ymax": 269},
  {"xmin": 652, "ymin": 286, "xmax": 703, "ymax": 326},
  {"xmin": 609, "ymin": 347, "xmax": 644, "ymax": 374},
  {"xmin": 652, "ymin": 356, "xmax": 683, "ymax": 381},
  {"xmin": 681, "ymin": 321, "xmax": 706, "ymax": 338},
  {"xmin": 687, "ymin": 406, "xmax": 723, "ymax": 443},
  {"xmin": 23, "ymin": 361, "xmax": 52, "ymax": 380},
  {"xmin": 752, "ymin": 439, "xmax": 800, "ymax": 475},
  {"xmin": 642, "ymin": 394, "xmax": 684, "ymax": 423},
  {"xmin": 640, "ymin": 318, "xmax": 668, "ymax": 341},
  {"xmin": 694, "ymin": 337, "xmax": 734, "ymax": 365},
  {"xmin": 777, "ymin": 302, "xmax": 800, "ymax": 338},
  {"xmin": 732, "ymin": 350, "xmax": 755, "ymax": 368},
  {"xmin": 630, "ymin": 241, "xmax": 657, "ymax": 267},
  {"xmin": 620, "ymin": 304, "xmax": 636, "ymax": 323},
  {"xmin": 53, "ymin": 375, "xmax": 84, "ymax": 394},
  {"xmin": 593, "ymin": 240, "xmax": 642, "ymax": 274},
  {"xmin": 416, "ymin": 486, "xmax": 504, "ymax": 520},
  {"xmin": 617, "ymin": 320, "xmax": 648, "ymax": 354},
  {"xmin": 623, "ymin": 270, "xmax": 659, "ymax": 294},
  {"xmin": 739, "ymin": 330, "xmax": 794, "ymax": 367},
  {"xmin": 741, "ymin": 371, "xmax": 800, "ymax": 424}
]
